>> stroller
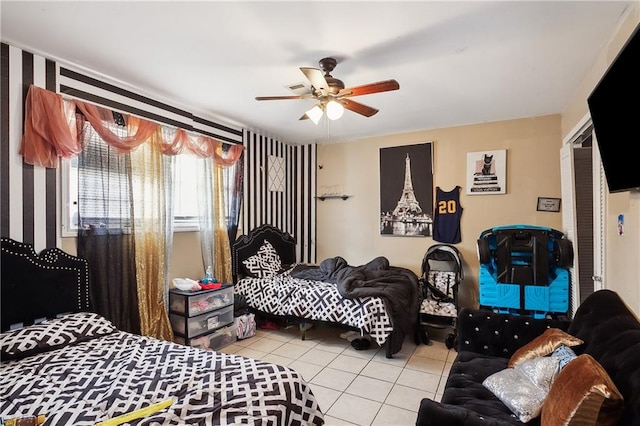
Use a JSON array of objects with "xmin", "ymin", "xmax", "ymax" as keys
[{"xmin": 417, "ymin": 243, "xmax": 463, "ymax": 349}]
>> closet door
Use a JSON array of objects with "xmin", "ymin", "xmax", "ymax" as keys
[
  {"xmin": 591, "ymin": 131, "xmax": 606, "ymax": 292},
  {"xmin": 561, "ymin": 118, "xmax": 604, "ymax": 316}
]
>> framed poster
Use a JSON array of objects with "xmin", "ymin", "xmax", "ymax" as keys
[
  {"xmin": 537, "ymin": 197, "xmax": 561, "ymax": 212},
  {"xmin": 466, "ymin": 149, "xmax": 506, "ymax": 195},
  {"xmin": 379, "ymin": 142, "xmax": 433, "ymax": 236}
]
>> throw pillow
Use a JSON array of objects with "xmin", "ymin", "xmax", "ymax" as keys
[
  {"xmin": 242, "ymin": 240, "xmax": 282, "ymax": 278},
  {"xmin": 541, "ymin": 354, "xmax": 624, "ymax": 426},
  {"xmin": 508, "ymin": 328, "xmax": 583, "ymax": 368},
  {"xmin": 0, "ymin": 312, "xmax": 116, "ymax": 361},
  {"xmin": 483, "ymin": 356, "xmax": 560, "ymax": 423},
  {"xmin": 550, "ymin": 344, "xmax": 578, "ymax": 370}
]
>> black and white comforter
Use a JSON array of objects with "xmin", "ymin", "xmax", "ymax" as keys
[
  {"xmin": 234, "ymin": 268, "xmax": 394, "ymax": 347},
  {"xmin": 0, "ymin": 312, "xmax": 324, "ymax": 425}
]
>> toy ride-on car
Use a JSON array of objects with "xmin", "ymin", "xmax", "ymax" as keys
[{"xmin": 476, "ymin": 224, "xmax": 573, "ymax": 319}]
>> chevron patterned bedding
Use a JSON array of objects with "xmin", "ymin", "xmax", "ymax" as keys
[
  {"xmin": 234, "ymin": 272, "xmax": 393, "ymax": 346},
  {"xmin": 0, "ymin": 312, "xmax": 324, "ymax": 425}
]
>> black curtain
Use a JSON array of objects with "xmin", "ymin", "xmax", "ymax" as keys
[
  {"xmin": 75, "ymin": 118, "xmax": 141, "ymax": 334},
  {"xmin": 225, "ymin": 150, "xmax": 244, "ymax": 244}
]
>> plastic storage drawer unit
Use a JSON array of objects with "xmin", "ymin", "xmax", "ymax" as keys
[
  {"xmin": 169, "ymin": 285, "xmax": 233, "ymax": 316},
  {"xmin": 174, "ymin": 323, "xmax": 237, "ymax": 351},
  {"xmin": 170, "ymin": 304, "xmax": 234, "ymax": 338}
]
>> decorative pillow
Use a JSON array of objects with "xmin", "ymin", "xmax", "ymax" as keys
[
  {"xmin": 483, "ymin": 356, "xmax": 560, "ymax": 423},
  {"xmin": 242, "ymin": 240, "xmax": 282, "ymax": 278},
  {"xmin": 0, "ymin": 312, "xmax": 116, "ymax": 361},
  {"xmin": 541, "ymin": 354, "xmax": 624, "ymax": 426},
  {"xmin": 550, "ymin": 344, "xmax": 578, "ymax": 370},
  {"xmin": 508, "ymin": 328, "xmax": 583, "ymax": 368}
]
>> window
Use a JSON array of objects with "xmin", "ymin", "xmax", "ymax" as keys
[
  {"xmin": 172, "ymin": 154, "xmax": 201, "ymax": 230},
  {"xmin": 61, "ymin": 126, "xmax": 202, "ymax": 237}
]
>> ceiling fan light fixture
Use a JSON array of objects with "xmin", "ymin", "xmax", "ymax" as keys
[
  {"xmin": 306, "ymin": 104, "xmax": 324, "ymax": 125},
  {"xmin": 326, "ymin": 100, "xmax": 344, "ymax": 120}
]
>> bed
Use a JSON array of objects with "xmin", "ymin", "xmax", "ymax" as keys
[
  {"xmin": 231, "ymin": 225, "xmax": 420, "ymax": 359},
  {"xmin": 0, "ymin": 237, "xmax": 324, "ymax": 425}
]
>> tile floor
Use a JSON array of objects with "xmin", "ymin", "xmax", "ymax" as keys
[{"xmin": 218, "ymin": 323, "xmax": 455, "ymax": 425}]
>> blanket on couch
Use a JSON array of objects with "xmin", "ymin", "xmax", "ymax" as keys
[{"xmin": 291, "ymin": 256, "xmax": 419, "ymax": 354}]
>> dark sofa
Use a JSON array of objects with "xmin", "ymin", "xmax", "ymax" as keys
[{"xmin": 417, "ymin": 289, "xmax": 640, "ymax": 425}]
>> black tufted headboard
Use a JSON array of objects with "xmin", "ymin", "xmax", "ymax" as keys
[
  {"xmin": 1, "ymin": 237, "xmax": 91, "ymax": 331},
  {"xmin": 231, "ymin": 224, "xmax": 296, "ymax": 283}
]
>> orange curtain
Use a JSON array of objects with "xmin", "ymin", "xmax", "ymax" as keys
[
  {"xmin": 20, "ymin": 85, "xmax": 244, "ymax": 167},
  {"xmin": 20, "ymin": 85, "xmax": 81, "ymax": 168}
]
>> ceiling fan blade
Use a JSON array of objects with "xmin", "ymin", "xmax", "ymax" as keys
[
  {"xmin": 337, "ymin": 79, "xmax": 400, "ymax": 98},
  {"xmin": 300, "ymin": 67, "xmax": 329, "ymax": 92},
  {"xmin": 299, "ymin": 113, "xmax": 309, "ymax": 121},
  {"xmin": 340, "ymin": 99, "xmax": 379, "ymax": 117},
  {"xmin": 255, "ymin": 95, "xmax": 305, "ymax": 101}
]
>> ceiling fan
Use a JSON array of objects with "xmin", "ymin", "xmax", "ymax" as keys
[{"xmin": 255, "ymin": 57, "xmax": 400, "ymax": 123}]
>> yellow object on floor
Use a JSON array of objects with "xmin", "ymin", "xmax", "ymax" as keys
[{"xmin": 95, "ymin": 399, "xmax": 173, "ymax": 426}]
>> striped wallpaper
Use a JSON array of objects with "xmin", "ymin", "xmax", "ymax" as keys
[
  {"xmin": 242, "ymin": 131, "xmax": 316, "ymax": 263},
  {"xmin": 1, "ymin": 42, "xmax": 317, "ymax": 263}
]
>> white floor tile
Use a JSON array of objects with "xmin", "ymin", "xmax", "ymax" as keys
[
  {"xmin": 233, "ymin": 336, "xmax": 259, "ymax": 347},
  {"xmin": 405, "ymin": 354, "xmax": 446, "ymax": 376},
  {"xmin": 298, "ymin": 348, "xmax": 339, "ymax": 366},
  {"xmin": 234, "ymin": 347, "xmax": 268, "ymax": 360},
  {"xmin": 308, "ymin": 384, "xmax": 342, "ymax": 413},
  {"xmin": 372, "ymin": 404, "xmax": 418, "ymax": 426},
  {"xmin": 216, "ymin": 343, "xmax": 243, "ymax": 354},
  {"xmin": 345, "ymin": 375, "xmax": 393, "ymax": 403},
  {"xmin": 396, "ymin": 368, "xmax": 440, "ymax": 393},
  {"xmin": 360, "ymin": 360, "xmax": 403, "ymax": 383},
  {"xmin": 288, "ymin": 359, "xmax": 324, "ymax": 382},
  {"xmin": 246, "ymin": 337, "xmax": 285, "ymax": 353},
  {"xmin": 311, "ymin": 367, "xmax": 357, "ymax": 392},
  {"xmin": 384, "ymin": 384, "xmax": 426, "ymax": 412},
  {"xmin": 372, "ymin": 350, "xmax": 410, "ymax": 367},
  {"xmin": 327, "ymin": 393, "xmax": 382, "ymax": 425},
  {"xmin": 315, "ymin": 339, "xmax": 351, "ymax": 354},
  {"xmin": 270, "ymin": 342, "xmax": 311, "ymax": 359},
  {"xmin": 412, "ymin": 341, "xmax": 450, "ymax": 361},
  {"xmin": 240, "ymin": 325, "xmax": 454, "ymax": 423},
  {"xmin": 327, "ymin": 354, "xmax": 369, "ymax": 374},
  {"xmin": 341, "ymin": 345, "xmax": 380, "ymax": 360},
  {"xmin": 260, "ymin": 353, "xmax": 293, "ymax": 367},
  {"xmin": 322, "ymin": 415, "xmax": 359, "ymax": 425}
]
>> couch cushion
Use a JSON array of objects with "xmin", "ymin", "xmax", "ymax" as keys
[
  {"xmin": 541, "ymin": 354, "xmax": 623, "ymax": 426},
  {"xmin": 443, "ymin": 351, "xmax": 532, "ymax": 424},
  {"xmin": 508, "ymin": 328, "xmax": 583, "ymax": 368}
]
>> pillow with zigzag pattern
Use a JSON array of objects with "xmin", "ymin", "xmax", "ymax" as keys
[{"xmin": 242, "ymin": 240, "xmax": 282, "ymax": 279}]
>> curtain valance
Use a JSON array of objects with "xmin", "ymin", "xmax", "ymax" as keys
[{"xmin": 20, "ymin": 85, "xmax": 244, "ymax": 168}]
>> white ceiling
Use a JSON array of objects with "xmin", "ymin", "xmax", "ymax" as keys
[{"xmin": 1, "ymin": 1, "xmax": 634, "ymax": 145}]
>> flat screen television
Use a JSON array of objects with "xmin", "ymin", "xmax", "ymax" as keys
[{"xmin": 587, "ymin": 22, "xmax": 640, "ymax": 193}]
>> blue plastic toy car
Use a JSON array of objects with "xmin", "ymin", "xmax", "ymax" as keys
[{"xmin": 476, "ymin": 224, "xmax": 573, "ymax": 319}]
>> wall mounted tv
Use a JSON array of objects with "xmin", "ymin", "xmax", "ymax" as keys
[{"xmin": 587, "ymin": 22, "xmax": 640, "ymax": 193}]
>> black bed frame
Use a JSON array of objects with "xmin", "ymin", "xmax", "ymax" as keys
[
  {"xmin": 1, "ymin": 237, "xmax": 91, "ymax": 332},
  {"xmin": 231, "ymin": 225, "xmax": 395, "ymax": 358},
  {"xmin": 231, "ymin": 224, "xmax": 297, "ymax": 283}
]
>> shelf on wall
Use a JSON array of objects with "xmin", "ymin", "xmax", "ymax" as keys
[{"xmin": 316, "ymin": 195, "xmax": 351, "ymax": 201}]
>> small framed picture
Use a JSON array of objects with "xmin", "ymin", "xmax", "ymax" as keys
[{"xmin": 537, "ymin": 197, "xmax": 561, "ymax": 212}]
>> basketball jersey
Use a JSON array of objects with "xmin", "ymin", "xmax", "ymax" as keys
[{"xmin": 433, "ymin": 186, "xmax": 463, "ymax": 244}]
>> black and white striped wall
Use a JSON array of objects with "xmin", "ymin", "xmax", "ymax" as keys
[
  {"xmin": 1, "ymin": 42, "xmax": 317, "ymax": 262},
  {"xmin": 243, "ymin": 131, "xmax": 317, "ymax": 263}
]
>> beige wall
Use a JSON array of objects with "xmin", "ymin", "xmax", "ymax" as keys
[
  {"xmin": 561, "ymin": 3, "xmax": 640, "ymax": 316},
  {"xmin": 317, "ymin": 115, "xmax": 563, "ymax": 309},
  {"xmin": 62, "ymin": 231, "xmax": 206, "ymax": 283}
]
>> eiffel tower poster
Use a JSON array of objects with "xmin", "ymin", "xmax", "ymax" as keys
[{"xmin": 380, "ymin": 142, "xmax": 433, "ymax": 236}]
